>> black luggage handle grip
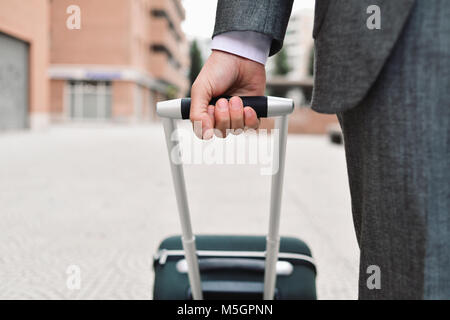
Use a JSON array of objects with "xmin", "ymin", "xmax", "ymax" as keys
[{"xmin": 156, "ymin": 96, "xmax": 294, "ymax": 119}]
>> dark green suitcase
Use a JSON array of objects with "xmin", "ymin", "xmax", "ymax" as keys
[
  {"xmin": 153, "ymin": 235, "xmax": 317, "ymax": 300},
  {"xmin": 155, "ymin": 96, "xmax": 317, "ymax": 300}
]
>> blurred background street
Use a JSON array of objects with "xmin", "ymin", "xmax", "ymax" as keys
[
  {"xmin": 0, "ymin": 0, "xmax": 359, "ymax": 300},
  {"xmin": 0, "ymin": 124, "xmax": 358, "ymax": 299}
]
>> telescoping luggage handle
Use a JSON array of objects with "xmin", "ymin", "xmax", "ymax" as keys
[{"xmin": 157, "ymin": 96, "xmax": 293, "ymax": 300}]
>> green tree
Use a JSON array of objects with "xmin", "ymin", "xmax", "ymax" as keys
[
  {"xmin": 270, "ymin": 47, "xmax": 292, "ymax": 97},
  {"xmin": 166, "ymin": 85, "xmax": 178, "ymax": 100},
  {"xmin": 273, "ymin": 47, "xmax": 292, "ymax": 76},
  {"xmin": 188, "ymin": 40, "xmax": 203, "ymax": 97}
]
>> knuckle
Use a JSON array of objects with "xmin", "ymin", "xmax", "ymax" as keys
[
  {"xmin": 230, "ymin": 107, "xmax": 243, "ymax": 116},
  {"xmin": 190, "ymin": 113, "xmax": 200, "ymax": 121},
  {"xmin": 191, "ymin": 79, "xmax": 201, "ymax": 91},
  {"xmin": 216, "ymin": 107, "xmax": 228, "ymax": 115},
  {"xmin": 215, "ymin": 110, "xmax": 229, "ymax": 121},
  {"xmin": 215, "ymin": 118, "xmax": 228, "ymax": 127}
]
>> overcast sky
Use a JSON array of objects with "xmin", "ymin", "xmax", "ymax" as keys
[{"xmin": 181, "ymin": 0, "xmax": 315, "ymax": 40}]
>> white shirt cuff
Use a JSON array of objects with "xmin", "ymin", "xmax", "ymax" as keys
[{"xmin": 211, "ymin": 31, "xmax": 272, "ymax": 65}]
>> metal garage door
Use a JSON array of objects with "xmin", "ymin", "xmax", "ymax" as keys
[{"xmin": 0, "ymin": 32, "xmax": 29, "ymax": 131}]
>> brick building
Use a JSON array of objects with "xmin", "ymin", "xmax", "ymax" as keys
[
  {"xmin": 49, "ymin": 0, "xmax": 189, "ymax": 122},
  {"xmin": 1, "ymin": 1, "xmax": 337, "ymax": 134},
  {"xmin": 0, "ymin": 0, "xmax": 189, "ymax": 131}
]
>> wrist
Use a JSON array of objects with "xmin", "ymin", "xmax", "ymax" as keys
[
  {"xmin": 211, "ymin": 31, "xmax": 271, "ymax": 65},
  {"xmin": 211, "ymin": 49, "xmax": 264, "ymax": 66}
]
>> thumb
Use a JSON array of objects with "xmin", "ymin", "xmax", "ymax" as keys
[{"xmin": 190, "ymin": 82, "xmax": 215, "ymax": 139}]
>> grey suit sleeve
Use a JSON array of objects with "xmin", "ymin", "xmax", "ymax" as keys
[{"xmin": 213, "ymin": 0, "xmax": 294, "ymax": 56}]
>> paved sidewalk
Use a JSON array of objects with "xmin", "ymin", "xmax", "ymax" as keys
[{"xmin": 0, "ymin": 124, "xmax": 359, "ymax": 299}]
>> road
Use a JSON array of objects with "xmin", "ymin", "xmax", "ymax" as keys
[{"xmin": 0, "ymin": 124, "xmax": 359, "ymax": 299}]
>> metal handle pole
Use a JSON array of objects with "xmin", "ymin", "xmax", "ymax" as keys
[
  {"xmin": 263, "ymin": 115, "xmax": 289, "ymax": 300},
  {"xmin": 162, "ymin": 118, "xmax": 203, "ymax": 300}
]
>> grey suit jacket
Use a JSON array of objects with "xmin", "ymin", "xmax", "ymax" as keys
[{"xmin": 213, "ymin": 0, "xmax": 416, "ymax": 114}]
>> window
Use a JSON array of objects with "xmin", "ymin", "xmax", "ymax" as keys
[
  {"xmin": 151, "ymin": 44, "xmax": 181, "ymax": 70},
  {"xmin": 67, "ymin": 80, "xmax": 112, "ymax": 120},
  {"xmin": 151, "ymin": 9, "xmax": 181, "ymax": 41}
]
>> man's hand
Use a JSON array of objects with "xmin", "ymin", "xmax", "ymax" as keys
[{"xmin": 190, "ymin": 50, "xmax": 266, "ymax": 139}]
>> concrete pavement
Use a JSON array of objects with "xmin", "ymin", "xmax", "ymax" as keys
[{"xmin": 0, "ymin": 124, "xmax": 359, "ymax": 299}]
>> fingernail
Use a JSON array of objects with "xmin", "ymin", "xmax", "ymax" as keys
[
  {"xmin": 230, "ymin": 98, "xmax": 241, "ymax": 110},
  {"xmin": 245, "ymin": 108, "xmax": 253, "ymax": 118},
  {"xmin": 217, "ymin": 99, "xmax": 228, "ymax": 110}
]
